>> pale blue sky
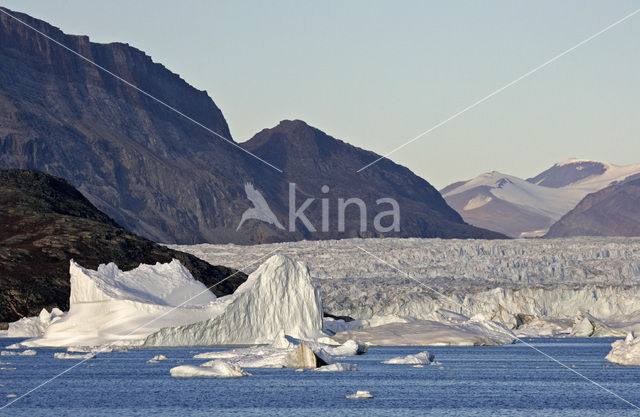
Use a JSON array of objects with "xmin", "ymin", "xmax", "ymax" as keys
[{"xmin": 3, "ymin": 1, "xmax": 640, "ymax": 188}]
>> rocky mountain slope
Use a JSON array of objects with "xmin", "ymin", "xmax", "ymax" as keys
[
  {"xmin": 0, "ymin": 7, "xmax": 502, "ymax": 243},
  {"xmin": 0, "ymin": 169, "xmax": 246, "ymax": 324},
  {"xmin": 545, "ymin": 179, "xmax": 640, "ymax": 237},
  {"xmin": 442, "ymin": 159, "xmax": 640, "ymax": 237},
  {"xmin": 241, "ymin": 120, "xmax": 504, "ymax": 239}
]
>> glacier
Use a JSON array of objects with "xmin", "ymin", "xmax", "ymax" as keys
[{"xmin": 171, "ymin": 237, "xmax": 640, "ymax": 337}]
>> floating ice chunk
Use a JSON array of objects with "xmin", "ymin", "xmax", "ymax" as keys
[
  {"xmin": 170, "ymin": 361, "xmax": 250, "ymax": 378},
  {"xmin": 346, "ymin": 390, "xmax": 373, "ymax": 399},
  {"xmin": 196, "ymin": 346, "xmax": 291, "ymax": 368},
  {"xmin": 23, "ymin": 260, "xmax": 221, "ymax": 347},
  {"xmin": 570, "ymin": 317, "xmax": 594, "ymax": 337},
  {"xmin": 605, "ymin": 332, "xmax": 640, "ymax": 366},
  {"xmin": 283, "ymin": 343, "xmax": 331, "ymax": 369},
  {"xmin": 151, "ymin": 355, "xmax": 168, "ymax": 361},
  {"xmin": 314, "ymin": 363, "xmax": 357, "ymax": 372},
  {"xmin": 0, "ymin": 349, "xmax": 34, "ymax": 356},
  {"xmin": 145, "ymin": 255, "xmax": 324, "ymax": 346},
  {"xmin": 333, "ymin": 319, "xmax": 515, "ymax": 346},
  {"xmin": 4, "ymin": 343, "xmax": 24, "ymax": 350},
  {"xmin": 324, "ymin": 339, "xmax": 367, "ymax": 356},
  {"xmin": 193, "ymin": 335, "xmax": 343, "ymax": 369},
  {"xmin": 381, "ymin": 351, "xmax": 434, "ymax": 365},
  {"xmin": 6, "ymin": 308, "xmax": 65, "ymax": 338},
  {"xmin": 54, "ymin": 352, "xmax": 94, "ymax": 360}
]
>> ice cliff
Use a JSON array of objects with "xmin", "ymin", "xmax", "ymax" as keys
[
  {"xmin": 144, "ymin": 255, "xmax": 324, "ymax": 346},
  {"xmin": 24, "ymin": 259, "xmax": 222, "ymax": 347}
]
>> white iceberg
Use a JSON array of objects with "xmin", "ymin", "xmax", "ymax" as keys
[
  {"xmin": 24, "ymin": 259, "xmax": 221, "ymax": 347},
  {"xmin": 332, "ymin": 318, "xmax": 515, "ymax": 346},
  {"xmin": 1, "ymin": 349, "xmax": 37, "ymax": 356},
  {"xmin": 314, "ymin": 363, "xmax": 357, "ymax": 372},
  {"xmin": 381, "ymin": 351, "xmax": 434, "ymax": 365},
  {"xmin": 5, "ymin": 308, "xmax": 65, "ymax": 338},
  {"xmin": 54, "ymin": 352, "xmax": 95, "ymax": 360},
  {"xmin": 346, "ymin": 390, "xmax": 374, "ymax": 399},
  {"xmin": 605, "ymin": 333, "xmax": 640, "ymax": 366},
  {"xmin": 144, "ymin": 255, "xmax": 324, "ymax": 346},
  {"xmin": 191, "ymin": 332, "xmax": 359, "ymax": 369},
  {"xmin": 170, "ymin": 361, "xmax": 250, "ymax": 378}
]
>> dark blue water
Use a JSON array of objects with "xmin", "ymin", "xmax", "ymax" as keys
[{"xmin": 1, "ymin": 338, "xmax": 640, "ymax": 416}]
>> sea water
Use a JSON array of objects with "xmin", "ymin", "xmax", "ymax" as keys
[{"xmin": 1, "ymin": 338, "xmax": 639, "ymax": 416}]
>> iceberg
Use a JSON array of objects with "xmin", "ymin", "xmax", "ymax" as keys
[
  {"xmin": 1, "ymin": 349, "xmax": 37, "ymax": 356},
  {"xmin": 190, "ymin": 332, "xmax": 363, "ymax": 369},
  {"xmin": 346, "ymin": 390, "xmax": 374, "ymax": 399},
  {"xmin": 314, "ymin": 363, "xmax": 357, "ymax": 372},
  {"xmin": 23, "ymin": 259, "xmax": 221, "ymax": 347},
  {"xmin": 605, "ymin": 333, "xmax": 640, "ymax": 366},
  {"xmin": 381, "ymin": 351, "xmax": 434, "ymax": 365},
  {"xmin": 170, "ymin": 361, "xmax": 250, "ymax": 378},
  {"xmin": 6, "ymin": 308, "xmax": 65, "ymax": 338},
  {"xmin": 332, "ymin": 318, "xmax": 516, "ymax": 346},
  {"xmin": 144, "ymin": 255, "xmax": 324, "ymax": 346},
  {"xmin": 54, "ymin": 352, "xmax": 95, "ymax": 360}
]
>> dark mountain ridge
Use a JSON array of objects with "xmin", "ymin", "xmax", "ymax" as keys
[
  {"xmin": 0, "ymin": 169, "xmax": 247, "ymax": 324},
  {"xmin": 545, "ymin": 179, "xmax": 640, "ymax": 237},
  {"xmin": 0, "ymin": 7, "xmax": 505, "ymax": 243}
]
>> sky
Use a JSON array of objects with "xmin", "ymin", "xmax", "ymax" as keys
[{"xmin": 3, "ymin": 1, "xmax": 640, "ymax": 188}]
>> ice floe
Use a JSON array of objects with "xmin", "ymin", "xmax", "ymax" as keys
[
  {"xmin": 170, "ymin": 361, "xmax": 250, "ymax": 378},
  {"xmin": 381, "ymin": 351, "xmax": 434, "ymax": 365},
  {"xmin": 1, "ymin": 349, "xmax": 37, "ymax": 356},
  {"xmin": 54, "ymin": 352, "xmax": 95, "ymax": 360},
  {"xmin": 23, "ymin": 259, "xmax": 223, "ymax": 347},
  {"xmin": 314, "ymin": 363, "xmax": 357, "ymax": 372},
  {"xmin": 605, "ymin": 333, "xmax": 640, "ymax": 366},
  {"xmin": 346, "ymin": 390, "xmax": 374, "ymax": 399},
  {"xmin": 332, "ymin": 317, "xmax": 515, "ymax": 346}
]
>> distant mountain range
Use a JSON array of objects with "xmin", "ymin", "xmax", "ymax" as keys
[
  {"xmin": 442, "ymin": 159, "xmax": 640, "ymax": 237},
  {"xmin": 0, "ymin": 169, "xmax": 246, "ymax": 324},
  {"xmin": 546, "ymin": 179, "xmax": 640, "ymax": 237},
  {"xmin": 0, "ymin": 7, "xmax": 503, "ymax": 244}
]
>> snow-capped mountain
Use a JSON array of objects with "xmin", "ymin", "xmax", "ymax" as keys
[{"xmin": 441, "ymin": 159, "xmax": 640, "ymax": 237}]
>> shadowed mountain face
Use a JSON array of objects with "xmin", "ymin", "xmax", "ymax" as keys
[
  {"xmin": 241, "ymin": 120, "xmax": 505, "ymax": 239},
  {"xmin": 527, "ymin": 160, "xmax": 607, "ymax": 188},
  {"xmin": 0, "ymin": 8, "xmax": 504, "ymax": 243},
  {"xmin": 545, "ymin": 179, "xmax": 640, "ymax": 238},
  {"xmin": 0, "ymin": 169, "xmax": 247, "ymax": 323}
]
